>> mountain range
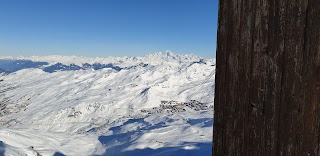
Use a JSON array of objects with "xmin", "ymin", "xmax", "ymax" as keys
[{"xmin": 0, "ymin": 51, "xmax": 215, "ymax": 156}]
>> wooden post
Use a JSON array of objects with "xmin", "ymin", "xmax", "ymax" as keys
[{"xmin": 213, "ymin": 0, "xmax": 320, "ymax": 155}]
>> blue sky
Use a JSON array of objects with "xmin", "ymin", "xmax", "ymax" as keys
[{"xmin": 0, "ymin": 0, "xmax": 218, "ymax": 58}]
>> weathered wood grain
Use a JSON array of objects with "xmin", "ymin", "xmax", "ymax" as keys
[{"xmin": 213, "ymin": 0, "xmax": 320, "ymax": 155}]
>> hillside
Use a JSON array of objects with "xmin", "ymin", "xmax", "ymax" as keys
[{"xmin": 0, "ymin": 51, "xmax": 215, "ymax": 156}]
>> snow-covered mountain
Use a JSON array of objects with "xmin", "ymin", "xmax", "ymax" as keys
[
  {"xmin": 0, "ymin": 51, "xmax": 208, "ymax": 67},
  {"xmin": 0, "ymin": 51, "xmax": 215, "ymax": 156}
]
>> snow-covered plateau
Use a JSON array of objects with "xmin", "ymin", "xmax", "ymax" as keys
[{"xmin": 0, "ymin": 51, "xmax": 215, "ymax": 156}]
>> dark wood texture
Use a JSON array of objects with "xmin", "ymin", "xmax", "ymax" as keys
[{"xmin": 213, "ymin": 0, "xmax": 320, "ymax": 155}]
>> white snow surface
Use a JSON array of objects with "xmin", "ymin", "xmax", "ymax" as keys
[{"xmin": 0, "ymin": 52, "xmax": 215, "ymax": 156}]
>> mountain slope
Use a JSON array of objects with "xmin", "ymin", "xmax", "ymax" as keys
[{"xmin": 0, "ymin": 52, "xmax": 215, "ymax": 156}]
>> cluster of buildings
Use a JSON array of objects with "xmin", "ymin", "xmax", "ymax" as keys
[{"xmin": 141, "ymin": 100, "xmax": 213, "ymax": 114}]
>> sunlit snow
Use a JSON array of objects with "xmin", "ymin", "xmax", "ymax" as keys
[{"xmin": 0, "ymin": 51, "xmax": 215, "ymax": 156}]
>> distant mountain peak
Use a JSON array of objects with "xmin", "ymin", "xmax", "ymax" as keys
[
  {"xmin": 0, "ymin": 51, "xmax": 209, "ymax": 68},
  {"xmin": 164, "ymin": 50, "xmax": 174, "ymax": 56},
  {"xmin": 143, "ymin": 50, "xmax": 201, "ymax": 63}
]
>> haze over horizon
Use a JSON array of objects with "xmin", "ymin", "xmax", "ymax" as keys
[{"xmin": 0, "ymin": 0, "xmax": 218, "ymax": 58}]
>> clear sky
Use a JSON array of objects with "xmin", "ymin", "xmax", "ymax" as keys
[{"xmin": 0, "ymin": 0, "xmax": 218, "ymax": 58}]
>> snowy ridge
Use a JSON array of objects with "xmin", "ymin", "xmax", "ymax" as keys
[
  {"xmin": 0, "ymin": 50, "xmax": 209, "ymax": 67},
  {"xmin": 0, "ymin": 52, "xmax": 215, "ymax": 156}
]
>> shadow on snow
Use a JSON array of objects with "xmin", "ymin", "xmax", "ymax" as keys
[
  {"xmin": 97, "ymin": 117, "xmax": 212, "ymax": 156},
  {"xmin": 0, "ymin": 141, "xmax": 4, "ymax": 156},
  {"xmin": 97, "ymin": 139, "xmax": 211, "ymax": 156},
  {"xmin": 53, "ymin": 152, "xmax": 66, "ymax": 156}
]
